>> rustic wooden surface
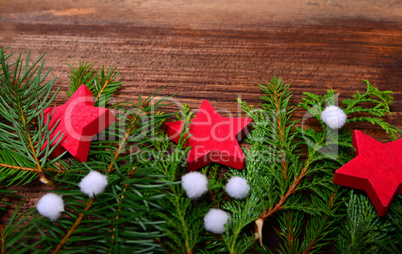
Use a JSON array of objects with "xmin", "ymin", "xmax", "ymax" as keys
[{"xmin": 0, "ymin": 0, "xmax": 401, "ymax": 248}]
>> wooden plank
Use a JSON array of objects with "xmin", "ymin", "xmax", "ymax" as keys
[{"xmin": 0, "ymin": 0, "xmax": 401, "ymax": 248}]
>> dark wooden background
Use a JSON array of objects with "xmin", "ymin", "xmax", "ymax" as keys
[{"xmin": 0, "ymin": 0, "xmax": 401, "ymax": 246}]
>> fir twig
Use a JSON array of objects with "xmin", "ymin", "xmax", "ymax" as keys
[
  {"xmin": 234, "ymin": 77, "xmax": 400, "ymax": 253},
  {"xmin": 20, "ymin": 110, "xmax": 48, "ymax": 184},
  {"xmin": 336, "ymin": 190, "xmax": 394, "ymax": 254},
  {"xmin": 66, "ymin": 62, "xmax": 94, "ymax": 98},
  {"xmin": 107, "ymin": 103, "xmax": 149, "ymax": 174},
  {"xmin": 51, "ymin": 198, "xmax": 95, "ymax": 254},
  {"xmin": 2, "ymin": 50, "xmax": 400, "ymax": 254},
  {"xmin": 0, "ymin": 163, "xmax": 38, "ymax": 173},
  {"xmin": 43, "ymin": 76, "xmax": 173, "ymax": 253},
  {"xmin": 49, "ymin": 102, "xmax": 149, "ymax": 253},
  {"xmin": 299, "ymin": 80, "xmax": 399, "ymax": 140},
  {"xmin": 67, "ymin": 62, "xmax": 122, "ymax": 107},
  {"xmin": 109, "ymin": 166, "xmax": 136, "ymax": 247},
  {"xmin": 150, "ymin": 104, "xmax": 219, "ymax": 254},
  {"xmin": 0, "ymin": 48, "xmax": 61, "ymax": 185},
  {"xmin": 95, "ymin": 77, "xmax": 110, "ymax": 103},
  {"xmin": 0, "ymin": 194, "xmax": 40, "ymax": 254}
]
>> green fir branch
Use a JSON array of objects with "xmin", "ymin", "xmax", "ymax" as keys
[
  {"xmin": 151, "ymin": 105, "xmax": 204, "ymax": 254},
  {"xmin": 1, "ymin": 48, "xmax": 401, "ymax": 254},
  {"xmin": 0, "ymin": 148, "xmax": 41, "ymax": 186},
  {"xmin": 40, "ymin": 92, "xmax": 174, "ymax": 254},
  {"xmin": 66, "ymin": 62, "xmax": 94, "ymax": 98},
  {"xmin": 0, "ymin": 48, "xmax": 61, "ymax": 185},
  {"xmin": 336, "ymin": 190, "xmax": 394, "ymax": 254},
  {"xmin": 343, "ymin": 80, "xmax": 398, "ymax": 139},
  {"xmin": 0, "ymin": 196, "xmax": 40, "ymax": 254},
  {"xmin": 222, "ymin": 196, "xmax": 258, "ymax": 254},
  {"xmin": 0, "ymin": 56, "xmax": 174, "ymax": 253},
  {"xmin": 227, "ymin": 77, "xmax": 400, "ymax": 253},
  {"xmin": 382, "ymin": 196, "xmax": 402, "ymax": 253},
  {"xmin": 67, "ymin": 62, "xmax": 122, "ymax": 107},
  {"xmin": 343, "ymin": 80, "xmax": 393, "ymax": 116},
  {"xmin": 299, "ymin": 80, "xmax": 399, "ymax": 140}
]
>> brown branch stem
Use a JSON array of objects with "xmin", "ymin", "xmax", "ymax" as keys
[
  {"xmin": 0, "ymin": 163, "xmax": 63, "ymax": 177},
  {"xmin": 273, "ymin": 86, "xmax": 287, "ymax": 179},
  {"xmin": 1, "ymin": 225, "xmax": 5, "ymax": 254},
  {"xmin": 261, "ymin": 163, "xmax": 309, "ymax": 221},
  {"xmin": 107, "ymin": 107, "xmax": 148, "ymax": 174},
  {"xmin": 51, "ymin": 104, "xmax": 148, "ymax": 253},
  {"xmin": 95, "ymin": 78, "xmax": 111, "ymax": 103},
  {"xmin": 0, "ymin": 163, "xmax": 38, "ymax": 172},
  {"xmin": 255, "ymin": 156, "xmax": 312, "ymax": 247},
  {"xmin": 185, "ymin": 246, "xmax": 193, "ymax": 254},
  {"xmin": 51, "ymin": 198, "xmax": 95, "ymax": 254},
  {"xmin": 110, "ymin": 167, "xmax": 135, "ymax": 245},
  {"xmin": 20, "ymin": 109, "xmax": 50, "ymax": 184},
  {"xmin": 301, "ymin": 192, "xmax": 335, "ymax": 254},
  {"xmin": 107, "ymin": 127, "xmax": 130, "ymax": 174}
]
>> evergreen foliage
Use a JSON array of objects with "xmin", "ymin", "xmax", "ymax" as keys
[
  {"xmin": 0, "ymin": 48, "xmax": 62, "ymax": 185},
  {"xmin": 336, "ymin": 190, "xmax": 394, "ymax": 254},
  {"xmin": 223, "ymin": 76, "xmax": 401, "ymax": 253},
  {"xmin": 32, "ymin": 79, "xmax": 176, "ymax": 253},
  {"xmin": 148, "ymin": 105, "xmax": 227, "ymax": 253},
  {"xmin": 67, "ymin": 62, "xmax": 122, "ymax": 107},
  {"xmin": 0, "ymin": 48, "xmax": 400, "ymax": 253},
  {"xmin": 1, "ymin": 48, "xmax": 174, "ymax": 253}
]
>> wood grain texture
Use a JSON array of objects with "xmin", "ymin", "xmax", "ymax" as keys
[{"xmin": 0, "ymin": 0, "xmax": 401, "ymax": 246}]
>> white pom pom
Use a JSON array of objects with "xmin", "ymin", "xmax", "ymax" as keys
[
  {"xmin": 36, "ymin": 193, "xmax": 64, "ymax": 221},
  {"xmin": 203, "ymin": 208, "xmax": 230, "ymax": 234},
  {"xmin": 320, "ymin": 105, "xmax": 347, "ymax": 129},
  {"xmin": 225, "ymin": 176, "xmax": 250, "ymax": 200},
  {"xmin": 79, "ymin": 171, "xmax": 108, "ymax": 198},
  {"xmin": 181, "ymin": 172, "xmax": 208, "ymax": 199}
]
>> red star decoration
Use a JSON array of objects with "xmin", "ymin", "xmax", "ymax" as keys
[
  {"xmin": 333, "ymin": 130, "xmax": 402, "ymax": 216},
  {"xmin": 42, "ymin": 85, "xmax": 116, "ymax": 162},
  {"xmin": 165, "ymin": 100, "xmax": 252, "ymax": 172}
]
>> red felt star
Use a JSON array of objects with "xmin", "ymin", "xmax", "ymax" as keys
[
  {"xmin": 165, "ymin": 100, "xmax": 252, "ymax": 172},
  {"xmin": 42, "ymin": 85, "xmax": 116, "ymax": 162},
  {"xmin": 333, "ymin": 130, "xmax": 402, "ymax": 216}
]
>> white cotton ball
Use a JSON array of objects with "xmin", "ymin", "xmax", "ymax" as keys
[
  {"xmin": 203, "ymin": 208, "xmax": 230, "ymax": 234},
  {"xmin": 181, "ymin": 172, "xmax": 208, "ymax": 199},
  {"xmin": 79, "ymin": 171, "xmax": 108, "ymax": 198},
  {"xmin": 36, "ymin": 193, "xmax": 64, "ymax": 221},
  {"xmin": 225, "ymin": 176, "xmax": 250, "ymax": 200},
  {"xmin": 320, "ymin": 105, "xmax": 347, "ymax": 129}
]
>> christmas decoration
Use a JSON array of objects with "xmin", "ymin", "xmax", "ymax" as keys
[
  {"xmin": 2, "ymin": 49, "xmax": 401, "ymax": 254},
  {"xmin": 203, "ymin": 208, "xmax": 230, "ymax": 234},
  {"xmin": 79, "ymin": 171, "xmax": 109, "ymax": 198},
  {"xmin": 225, "ymin": 176, "xmax": 250, "ymax": 200},
  {"xmin": 181, "ymin": 171, "xmax": 209, "ymax": 199},
  {"xmin": 333, "ymin": 130, "xmax": 402, "ymax": 216},
  {"xmin": 36, "ymin": 193, "xmax": 64, "ymax": 221},
  {"xmin": 165, "ymin": 100, "xmax": 252, "ymax": 171},
  {"xmin": 320, "ymin": 105, "xmax": 347, "ymax": 129},
  {"xmin": 42, "ymin": 84, "xmax": 116, "ymax": 162}
]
